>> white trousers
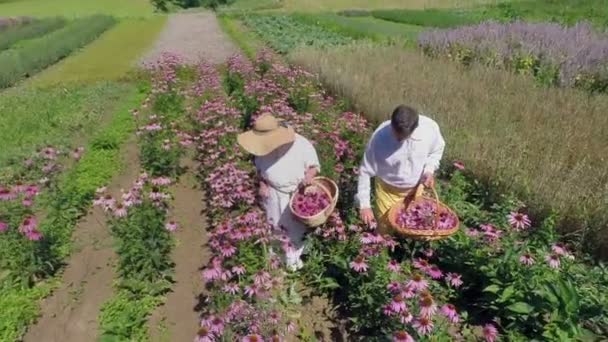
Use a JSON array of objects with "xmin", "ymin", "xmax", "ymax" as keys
[{"xmin": 263, "ymin": 186, "xmax": 307, "ymax": 270}]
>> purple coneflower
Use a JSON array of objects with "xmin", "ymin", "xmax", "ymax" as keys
[
  {"xmin": 390, "ymin": 294, "xmax": 407, "ymax": 313},
  {"xmin": 151, "ymin": 177, "xmax": 172, "ymax": 186},
  {"xmin": 254, "ymin": 271, "xmax": 271, "ymax": 286},
  {"xmin": 387, "ymin": 260, "xmax": 401, "ymax": 273},
  {"xmin": 407, "ymin": 274, "xmax": 428, "ymax": 291},
  {"xmin": 268, "ymin": 310, "xmax": 281, "ymax": 325},
  {"xmin": 401, "ymin": 284, "xmax": 416, "ymax": 298},
  {"xmin": 25, "ymin": 228, "xmax": 43, "ymax": 241},
  {"xmin": 483, "ymin": 324, "xmax": 498, "ymax": 342},
  {"xmin": 219, "ymin": 241, "xmax": 236, "ymax": 257},
  {"xmin": 413, "ymin": 317, "xmax": 434, "ymax": 336},
  {"xmin": 419, "ymin": 296, "xmax": 437, "ymax": 318},
  {"xmin": 545, "ymin": 254, "xmax": 561, "ymax": 269},
  {"xmin": 393, "ymin": 330, "xmax": 414, "ymax": 342},
  {"xmin": 441, "ymin": 304, "xmax": 459, "ymax": 323},
  {"xmin": 426, "ymin": 265, "xmax": 443, "ymax": 280},
  {"xmin": 244, "ymin": 285, "xmax": 258, "ymax": 297},
  {"xmin": 232, "ymin": 265, "xmax": 246, "ymax": 276},
  {"xmin": 114, "ymin": 204, "xmax": 128, "ymax": 218},
  {"xmin": 0, "ymin": 221, "xmax": 8, "ymax": 232},
  {"xmin": 195, "ymin": 326, "xmax": 215, "ymax": 342},
  {"xmin": 210, "ymin": 317, "xmax": 224, "ymax": 335},
  {"xmin": 19, "ymin": 216, "xmax": 37, "ymax": 234},
  {"xmin": 445, "ymin": 272, "xmax": 463, "ymax": 288},
  {"xmin": 508, "ymin": 212, "xmax": 531, "ymax": 230},
  {"xmin": 0, "ymin": 187, "xmax": 16, "ymax": 201},
  {"xmin": 387, "ymin": 281, "xmax": 401, "ymax": 293},
  {"xmin": 519, "ymin": 253, "xmax": 535, "ymax": 266},
  {"xmin": 551, "ymin": 243, "xmax": 569, "ymax": 256},
  {"xmin": 350, "ymin": 256, "xmax": 368, "ymax": 273},
  {"xmin": 453, "ymin": 160, "xmax": 465, "ymax": 171},
  {"xmin": 242, "ymin": 334, "xmax": 263, "ymax": 342},
  {"xmin": 413, "ymin": 258, "xmax": 430, "ymax": 271},
  {"xmin": 223, "ymin": 283, "xmax": 239, "ymax": 295},
  {"xmin": 399, "ymin": 310, "xmax": 413, "ymax": 324}
]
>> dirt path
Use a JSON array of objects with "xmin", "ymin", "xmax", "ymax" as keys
[
  {"xmin": 149, "ymin": 158, "xmax": 208, "ymax": 342},
  {"xmin": 140, "ymin": 11, "xmax": 239, "ymax": 65},
  {"xmin": 23, "ymin": 141, "xmax": 141, "ymax": 342}
]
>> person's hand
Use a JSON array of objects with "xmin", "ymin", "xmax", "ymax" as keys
[
  {"xmin": 259, "ymin": 181, "xmax": 270, "ymax": 198},
  {"xmin": 421, "ymin": 172, "xmax": 435, "ymax": 188},
  {"xmin": 303, "ymin": 167, "xmax": 318, "ymax": 185},
  {"xmin": 360, "ymin": 208, "xmax": 375, "ymax": 227}
]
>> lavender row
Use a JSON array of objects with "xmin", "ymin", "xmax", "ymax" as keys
[{"xmin": 418, "ymin": 21, "xmax": 608, "ymax": 92}]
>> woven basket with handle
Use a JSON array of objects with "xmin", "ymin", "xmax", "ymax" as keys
[
  {"xmin": 387, "ymin": 183, "xmax": 459, "ymax": 241},
  {"xmin": 290, "ymin": 176, "xmax": 339, "ymax": 228}
]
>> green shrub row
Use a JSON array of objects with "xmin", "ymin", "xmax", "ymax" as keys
[
  {"xmin": 370, "ymin": 9, "xmax": 479, "ymax": 28},
  {"xmin": 0, "ymin": 15, "xmax": 116, "ymax": 89},
  {"xmin": 0, "ymin": 17, "xmax": 66, "ymax": 52}
]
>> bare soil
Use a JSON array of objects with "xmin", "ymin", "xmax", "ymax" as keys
[
  {"xmin": 148, "ymin": 158, "xmax": 208, "ymax": 342},
  {"xmin": 23, "ymin": 141, "xmax": 141, "ymax": 342},
  {"xmin": 140, "ymin": 11, "xmax": 239, "ymax": 66}
]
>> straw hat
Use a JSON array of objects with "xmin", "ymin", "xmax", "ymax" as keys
[{"xmin": 237, "ymin": 113, "xmax": 295, "ymax": 156}]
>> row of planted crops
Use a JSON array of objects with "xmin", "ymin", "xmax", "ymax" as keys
[{"xmin": 128, "ymin": 50, "xmax": 608, "ymax": 341}]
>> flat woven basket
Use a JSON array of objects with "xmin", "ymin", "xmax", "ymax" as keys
[
  {"xmin": 290, "ymin": 176, "xmax": 339, "ymax": 228},
  {"xmin": 387, "ymin": 184, "xmax": 459, "ymax": 241}
]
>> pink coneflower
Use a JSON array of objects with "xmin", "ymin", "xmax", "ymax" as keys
[
  {"xmin": 413, "ymin": 258, "xmax": 431, "ymax": 271},
  {"xmin": 244, "ymin": 285, "xmax": 259, "ymax": 297},
  {"xmin": 0, "ymin": 187, "xmax": 16, "ymax": 201},
  {"xmin": 383, "ymin": 304, "xmax": 395, "ymax": 316},
  {"xmin": 401, "ymin": 284, "xmax": 416, "ymax": 298},
  {"xmin": 413, "ymin": 317, "xmax": 434, "ymax": 336},
  {"xmin": 334, "ymin": 163, "xmax": 344, "ymax": 173},
  {"xmin": 419, "ymin": 296, "xmax": 437, "ymax": 318},
  {"xmin": 243, "ymin": 334, "xmax": 263, "ymax": 342},
  {"xmin": 423, "ymin": 248, "xmax": 435, "ymax": 258},
  {"xmin": 350, "ymin": 256, "xmax": 368, "ymax": 273},
  {"xmin": 399, "ymin": 310, "xmax": 413, "ymax": 324},
  {"xmin": 390, "ymin": 294, "xmax": 407, "ymax": 313},
  {"xmin": 551, "ymin": 243, "xmax": 569, "ymax": 256},
  {"xmin": 72, "ymin": 147, "xmax": 84, "ymax": 160},
  {"xmin": 113, "ymin": 203, "xmax": 128, "ymax": 218},
  {"xmin": 165, "ymin": 221, "xmax": 178, "ymax": 232},
  {"xmin": 393, "ymin": 330, "xmax": 414, "ymax": 342},
  {"xmin": 508, "ymin": 212, "xmax": 531, "ymax": 230},
  {"xmin": 26, "ymin": 185, "xmax": 39, "ymax": 197},
  {"xmin": 360, "ymin": 232, "xmax": 375, "ymax": 244},
  {"xmin": 453, "ymin": 160, "xmax": 465, "ymax": 171},
  {"xmin": 387, "ymin": 281, "xmax": 401, "ymax": 293},
  {"xmin": 407, "ymin": 274, "xmax": 428, "ymax": 291},
  {"xmin": 25, "ymin": 228, "xmax": 43, "ymax": 241},
  {"xmin": 210, "ymin": 317, "xmax": 224, "ymax": 335},
  {"xmin": 22, "ymin": 197, "xmax": 33, "ymax": 207},
  {"xmin": 268, "ymin": 310, "xmax": 281, "ymax": 324},
  {"xmin": 465, "ymin": 228, "xmax": 480, "ymax": 237},
  {"xmin": 445, "ymin": 272, "xmax": 463, "ymax": 288},
  {"xmin": 427, "ymin": 265, "xmax": 443, "ymax": 280},
  {"xmin": 151, "ymin": 177, "xmax": 172, "ymax": 186},
  {"xmin": 218, "ymin": 241, "xmax": 236, "ymax": 257},
  {"xmin": 387, "ymin": 260, "xmax": 401, "ymax": 273},
  {"xmin": 545, "ymin": 254, "xmax": 561, "ymax": 269},
  {"xmin": 441, "ymin": 304, "xmax": 459, "ymax": 323},
  {"xmin": 12, "ymin": 181, "xmax": 27, "ymax": 193},
  {"xmin": 19, "ymin": 216, "xmax": 37, "ymax": 234},
  {"xmin": 0, "ymin": 221, "xmax": 8, "ymax": 232},
  {"xmin": 519, "ymin": 253, "xmax": 535, "ymax": 266},
  {"xmin": 286, "ymin": 321, "xmax": 297, "ymax": 334},
  {"xmin": 195, "ymin": 326, "xmax": 215, "ymax": 342},
  {"xmin": 96, "ymin": 186, "xmax": 107, "ymax": 194},
  {"xmin": 223, "ymin": 283, "xmax": 239, "ymax": 295},
  {"xmin": 254, "ymin": 271, "xmax": 271, "ymax": 286},
  {"xmin": 232, "ymin": 265, "xmax": 246, "ymax": 276},
  {"xmin": 269, "ymin": 334, "xmax": 283, "ymax": 342},
  {"xmin": 483, "ymin": 324, "xmax": 498, "ymax": 342}
]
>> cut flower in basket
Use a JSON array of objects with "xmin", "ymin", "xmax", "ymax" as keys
[
  {"xmin": 396, "ymin": 198, "xmax": 458, "ymax": 230},
  {"xmin": 291, "ymin": 186, "xmax": 331, "ymax": 217}
]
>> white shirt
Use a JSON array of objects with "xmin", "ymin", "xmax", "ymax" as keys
[
  {"xmin": 255, "ymin": 133, "xmax": 320, "ymax": 194},
  {"xmin": 356, "ymin": 116, "xmax": 445, "ymax": 208}
]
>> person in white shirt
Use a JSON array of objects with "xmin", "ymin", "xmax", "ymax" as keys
[
  {"xmin": 356, "ymin": 105, "xmax": 445, "ymax": 231},
  {"xmin": 237, "ymin": 113, "xmax": 320, "ymax": 271}
]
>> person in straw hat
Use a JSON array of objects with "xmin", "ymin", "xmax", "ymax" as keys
[
  {"xmin": 238, "ymin": 113, "xmax": 320, "ymax": 271},
  {"xmin": 357, "ymin": 105, "xmax": 445, "ymax": 233}
]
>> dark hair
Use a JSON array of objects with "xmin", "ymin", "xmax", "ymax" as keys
[{"xmin": 391, "ymin": 105, "xmax": 419, "ymax": 136}]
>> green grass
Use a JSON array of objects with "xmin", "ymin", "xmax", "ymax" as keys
[
  {"xmin": 0, "ymin": 15, "xmax": 116, "ymax": 89},
  {"xmin": 272, "ymin": 0, "xmax": 500, "ymax": 11},
  {"xmin": 0, "ymin": 0, "xmax": 155, "ymax": 18},
  {"xmin": 0, "ymin": 85, "xmax": 141, "ymax": 341},
  {"xmin": 0, "ymin": 17, "xmax": 66, "ymax": 51},
  {"xmin": 0, "ymin": 83, "xmax": 130, "ymax": 166},
  {"xmin": 293, "ymin": 13, "xmax": 424, "ymax": 44},
  {"xmin": 371, "ymin": 8, "xmax": 480, "ymax": 28},
  {"xmin": 218, "ymin": 15, "xmax": 262, "ymax": 59},
  {"xmin": 31, "ymin": 17, "xmax": 166, "ymax": 86}
]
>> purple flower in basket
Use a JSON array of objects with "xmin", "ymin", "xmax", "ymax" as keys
[
  {"xmin": 396, "ymin": 199, "xmax": 457, "ymax": 230},
  {"xmin": 292, "ymin": 187, "xmax": 331, "ymax": 217}
]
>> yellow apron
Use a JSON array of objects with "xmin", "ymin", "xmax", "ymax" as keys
[{"xmin": 375, "ymin": 178, "xmax": 415, "ymax": 234}]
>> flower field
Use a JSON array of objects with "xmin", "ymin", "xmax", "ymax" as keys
[{"xmin": 119, "ymin": 49, "xmax": 608, "ymax": 341}]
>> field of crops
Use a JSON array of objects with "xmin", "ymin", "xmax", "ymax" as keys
[{"xmin": 1, "ymin": 0, "xmax": 608, "ymax": 340}]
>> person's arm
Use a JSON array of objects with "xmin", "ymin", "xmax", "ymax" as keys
[
  {"xmin": 421, "ymin": 123, "xmax": 446, "ymax": 186},
  {"xmin": 303, "ymin": 138, "xmax": 321, "ymax": 184},
  {"xmin": 356, "ymin": 138, "xmax": 376, "ymax": 209}
]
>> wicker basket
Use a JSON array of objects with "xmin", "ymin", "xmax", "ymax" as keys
[
  {"xmin": 387, "ymin": 184, "xmax": 459, "ymax": 241},
  {"xmin": 290, "ymin": 176, "xmax": 339, "ymax": 228}
]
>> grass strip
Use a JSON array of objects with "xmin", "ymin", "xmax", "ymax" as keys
[
  {"xmin": 0, "ymin": 15, "xmax": 116, "ymax": 89},
  {"xmin": 218, "ymin": 15, "xmax": 262, "ymax": 60},
  {"xmin": 0, "ymin": 17, "xmax": 66, "ymax": 51},
  {"xmin": 371, "ymin": 8, "xmax": 480, "ymax": 28},
  {"xmin": 31, "ymin": 17, "xmax": 166, "ymax": 86},
  {"xmin": 0, "ymin": 84, "xmax": 141, "ymax": 341},
  {"xmin": 0, "ymin": 0, "xmax": 154, "ymax": 18}
]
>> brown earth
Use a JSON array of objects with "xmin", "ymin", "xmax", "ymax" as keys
[
  {"xmin": 23, "ymin": 140, "xmax": 141, "ymax": 342},
  {"xmin": 148, "ymin": 158, "xmax": 208, "ymax": 342}
]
